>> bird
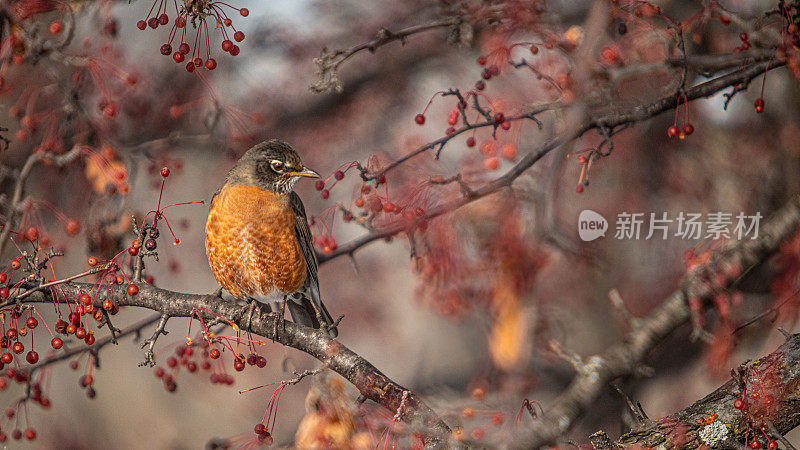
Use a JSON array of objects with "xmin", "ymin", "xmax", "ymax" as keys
[{"xmin": 205, "ymin": 139, "xmax": 337, "ymax": 337}]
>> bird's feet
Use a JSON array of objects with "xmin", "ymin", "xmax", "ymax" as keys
[
  {"xmin": 245, "ymin": 300, "xmax": 257, "ymax": 332},
  {"xmin": 273, "ymin": 297, "xmax": 287, "ymax": 340}
]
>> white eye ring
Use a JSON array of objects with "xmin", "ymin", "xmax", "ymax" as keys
[{"xmin": 270, "ymin": 160, "xmax": 285, "ymax": 172}]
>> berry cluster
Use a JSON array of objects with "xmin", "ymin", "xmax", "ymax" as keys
[
  {"xmin": 152, "ymin": 343, "xmax": 238, "ymax": 392},
  {"xmin": 731, "ymin": 360, "xmax": 784, "ymax": 449},
  {"xmin": 135, "ymin": 0, "xmax": 249, "ymax": 72},
  {"xmin": 667, "ymin": 93, "xmax": 694, "ymax": 139}
]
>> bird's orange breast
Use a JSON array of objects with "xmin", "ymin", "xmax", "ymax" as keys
[{"xmin": 205, "ymin": 184, "xmax": 307, "ymax": 299}]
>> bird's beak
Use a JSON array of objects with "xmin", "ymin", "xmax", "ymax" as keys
[{"xmin": 288, "ymin": 167, "xmax": 320, "ymax": 178}]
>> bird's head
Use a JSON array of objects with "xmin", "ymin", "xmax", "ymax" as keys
[{"xmin": 228, "ymin": 140, "xmax": 319, "ymax": 194}]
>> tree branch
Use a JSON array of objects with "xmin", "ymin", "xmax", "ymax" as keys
[
  {"xmin": 20, "ymin": 283, "xmax": 453, "ymax": 444},
  {"xmin": 319, "ymin": 59, "xmax": 785, "ymax": 264},
  {"xmin": 513, "ymin": 195, "xmax": 800, "ymax": 448}
]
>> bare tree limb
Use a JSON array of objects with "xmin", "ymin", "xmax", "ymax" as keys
[{"xmin": 19, "ymin": 283, "xmax": 453, "ymax": 444}]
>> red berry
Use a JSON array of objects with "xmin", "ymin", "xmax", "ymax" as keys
[
  {"xmin": 734, "ymin": 398, "xmax": 744, "ymax": 409},
  {"xmin": 10, "ymin": 260, "xmax": 20, "ymax": 270},
  {"xmin": 65, "ymin": 220, "xmax": 80, "ymax": 235},
  {"xmin": 321, "ymin": 190, "xmax": 330, "ymax": 199},
  {"xmin": 127, "ymin": 284, "xmax": 139, "ymax": 296},
  {"xmin": 0, "ymin": 273, "xmax": 5, "ymax": 283},
  {"xmin": 148, "ymin": 17, "xmax": 158, "ymax": 29},
  {"xmin": 240, "ymin": 8, "xmax": 249, "ymax": 16},
  {"xmin": 720, "ymin": 16, "xmax": 731, "ymax": 25},
  {"xmin": 1, "ymin": 353, "xmax": 11, "ymax": 364},
  {"xmin": 740, "ymin": 32, "xmax": 749, "ymax": 41},
  {"xmin": 482, "ymin": 69, "xmax": 492, "ymax": 80},
  {"xmin": 12, "ymin": 342, "xmax": 23, "ymax": 354},
  {"xmin": 179, "ymin": 43, "xmax": 190, "ymax": 54},
  {"xmin": 205, "ymin": 58, "xmax": 217, "ymax": 70},
  {"xmin": 128, "ymin": 246, "xmax": 139, "ymax": 256},
  {"xmin": 254, "ymin": 423, "xmax": 265, "ymax": 434},
  {"xmin": 493, "ymin": 112, "xmax": 505, "ymax": 124},
  {"xmin": 176, "ymin": 17, "xmax": 186, "ymax": 28},
  {"xmin": 466, "ymin": 137, "xmax": 476, "ymax": 147},
  {"xmin": 26, "ymin": 226, "xmax": 39, "ymax": 241},
  {"xmin": 750, "ymin": 440, "xmax": 761, "ymax": 449},
  {"xmin": 682, "ymin": 123, "xmax": 694, "ymax": 135},
  {"xmin": 755, "ymin": 98, "xmax": 764, "ymax": 113},
  {"xmin": 477, "ymin": 56, "xmax": 487, "ymax": 66},
  {"xmin": 51, "ymin": 337, "xmax": 63, "ymax": 349},
  {"xmin": 767, "ymin": 441, "xmax": 778, "ymax": 450},
  {"xmin": 234, "ymin": 359, "xmax": 245, "ymax": 371},
  {"xmin": 415, "ymin": 114, "xmax": 425, "ymax": 125},
  {"xmin": 158, "ymin": 13, "xmax": 168, "ymax": 25},
  {"xmin": 186, "ymin": 62, "xmax": 196, "ymax": 73},
  {"xmin": 137, "ymin": 20, "xmax": 146, "ymax": 30},
  {"xmin": 576, "ymin": 185, "xmax": 584, "ymax": 193},
  {"xmin": 173, "ymin": 51, "xmax": 185, "ymax": 63},
  {"xmin": 25, "ymin": 317, "xmax": 37, "ymax": 329},
  {"xmin": 234, "ymin": 31, "xmax": 245, "ymax": 42},
  {"xmin": 87, "ymin": 256, "xmax": 98, "ymax": 266},
  {"xmin": 24, "ymin": 429, "xmax": 35, "ymax": 441},
  {"xmin": 446, "ymin": 127, "xmax": 456, "ymax": 136},
  {"xmin": 209, "ymin": 349, "xmax": 220, "ymax": 359},
  {"xmin": 222, "ymin": 40, "xmax": 234, "ymax": 52},
  {"xmin": 230, "ymin": 45, "xmax": 240, "ymax": 56},
  {"xmin": 75, "ymin": 327, "xmax": 86, "ymax": 339},
  {"xmin": 314, "ymin": 180, "xmax": 325, "ymax": 191},
  {"xmin": 49, "ymin": 21, "xmax": 63, "ymax": 34},
  {"xmin": 0, "ymin": 287, "xmax": 8, "ymax": 299},
  {"xmin": 334, "ymin": 170, "xmax": 344, "ymax": 180},
  {"xmin": 25, "ymin": 351, "xmax": 38, "ymax": 364},
  {"xmin": 667, "ymin": 125, "xmax": 680, "ymax": 138},
  {"xmin": 85, "ymin": 334, "xmax": 95, "ymax": 345},
  {"xmin": 160, "ymin": 44, "xmax": 172, "ymax": 55}
]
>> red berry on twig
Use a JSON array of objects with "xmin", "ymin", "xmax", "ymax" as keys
[
  {"xmin": 755, "ymin": 98, "xmax": 764, "ymax": 113},
  {"xmin": 667, "ymin": 126, "xmax": 680, "ymax": 138}
]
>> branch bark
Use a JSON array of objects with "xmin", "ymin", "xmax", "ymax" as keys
[
  {"xmin": 19, "ymin": 283, "xmax": 453, "ymax": 444},
  {"xmin": 600, "ymin": 333, "xmax": 800, "ymax": 448}
]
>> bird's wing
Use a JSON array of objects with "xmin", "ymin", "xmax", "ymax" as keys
[{"xmin": 288, "ymin": 192, "xmax": 337, "ymax": 337}]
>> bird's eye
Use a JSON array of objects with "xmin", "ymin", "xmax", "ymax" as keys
[{"xmin": 270, "ymin": 160, "xmax": 285, "ymax": 172}]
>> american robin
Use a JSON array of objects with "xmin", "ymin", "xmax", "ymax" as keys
[{"xmin": 205, "ymin": 139, "xmax": 337, "ymax": 337}]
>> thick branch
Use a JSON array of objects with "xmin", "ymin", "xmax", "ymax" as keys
[
  {"xmin": 607, "ymin": 333, "xmax": 800, "ymax": 448},
  {"xmin": 21, "ymin": 284, "xmax": 452, "ymax": 443}
]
